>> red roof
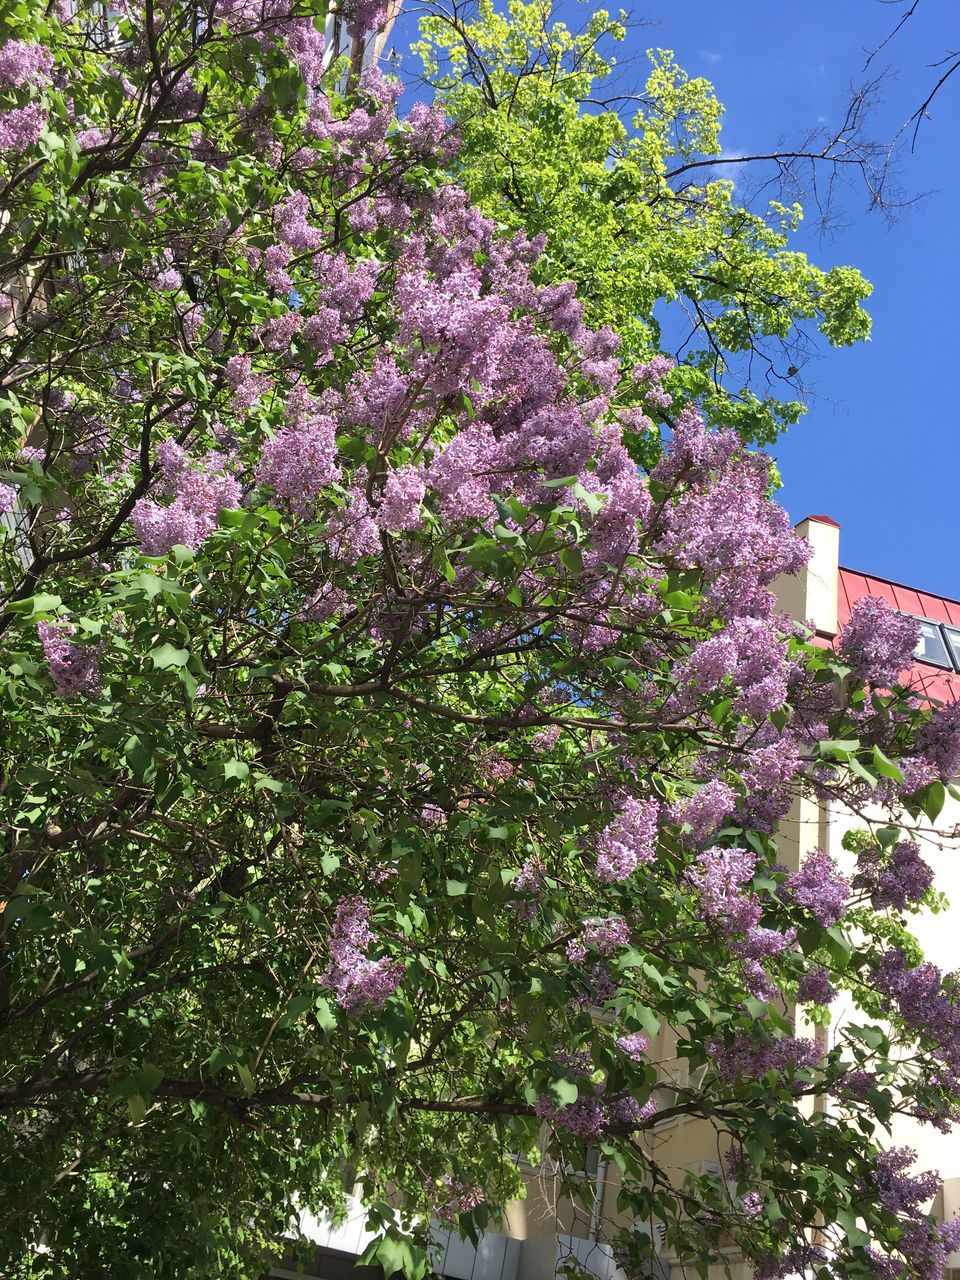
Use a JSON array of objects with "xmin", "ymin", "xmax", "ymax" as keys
[{"xmin": 838, "ymin": 567, "xmax": 960, "ymax": 704}]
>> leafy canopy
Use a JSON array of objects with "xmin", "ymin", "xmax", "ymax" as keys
[{"xmin": 0, "ymin": 3, "xmax": 957, "ymax": 1280}]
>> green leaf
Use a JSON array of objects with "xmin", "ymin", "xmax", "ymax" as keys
[
  {"xmin": 445, "ymin": 879, "xmax": 469, "ymax": 896},
  {"xmin": 314, "ymin": 997, "xmax": 337, "ymax": 1031},
  {"xmin": 548, "ymin": 1077, "xmax": 579, "ymax": 1106},
  {"xmin": 150, "ymin": 643, "xmax": 189, "ymax": 669},
  {"xmin": 921, "ymin": 780, "xmax": 946, "ymax": 823},
  {"xmin": 872, "ymin": 745, "xmax": 903, "ymax": 782}
]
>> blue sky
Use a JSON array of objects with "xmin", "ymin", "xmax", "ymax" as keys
[{"xmin": 390, "ymin": 1, "xmax": 959, "ymax": 595}]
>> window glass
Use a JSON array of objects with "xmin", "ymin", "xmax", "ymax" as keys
[
  {"xmin": 914, "ymin": 619, "xmax": 952, "ymax": 668},
  {"xmin": 943, "ymin": 626, "xmax": 960, "ymax": 672}
]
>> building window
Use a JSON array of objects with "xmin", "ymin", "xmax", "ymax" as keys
[{"xmin": 914, "ymin": 618, "xmax": 953, "ymax": 669}]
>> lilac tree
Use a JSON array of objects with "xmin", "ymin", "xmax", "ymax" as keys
[{"xmin": 1, "ymin": 2, "xmax": 959, "ymax": 1278}]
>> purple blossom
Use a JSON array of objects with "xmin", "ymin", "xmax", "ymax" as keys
[
  {"xmin": 535, "ymin": 1093, "xmax": 608, "ymax": 1138},
  {"xmin": 283, "ymin": 18, "xmax": 325, "ymax": 88},
  {"xmin": 433, "ymin": 1177, "xmax": 484, "ymax": 1226},
  {"xmin": 342, "ymin": 0, "xmax": 387, "ymax": 39},
  {"xmin": 686, "ymin": 846, "xmax": 757, "ymax": 927},
  {"xmin": 264, "ymin": 244, "xmax": 292, "ymax": 292},
  {"xmin": 321, "ymin": 894, "xmax": 402, "ymax": 1014},
  {"xmin": 531, "ymin": 724, "xmax": 561, "ymax": 753},
  {"xmin": 595, "ymin": 795, "xmax": 658, "ymax": 882},
  {"xmin": 705, "ymin": 1033, "xmax": 820, "ymax": 1085},
  {"xmin": 839, "ymin": 596, "xmax": 920, "ymax": 687},
  {"xmin": 671, "ymin": 780, "xmax": 735, "ymax": 846},
  {"xmin": 786, "ymin": 850, "xmax": 850, "ymax": 926},
  {"xmin": 256, "ymin": 413, "xmax": 339, "ymax": 514},
  {"xmin": 0, "ymin": 40, "xmax": 54, "ymax": 89},
  {"xmin": 378, "ymin": 465, "xmax": 425, "ymax": 532},
  {"xmin": 796, "ymin": 965, "xmax": 836, "ymax": 1005},
  {"xmin": 275, "ymin": 191, "xmax": 321, "ymax": 250},
  {"xmin": 37, "ymin": 621, "xmax": 101, "ymax": 698},
  {"xmin": 0, "ymin": 103, "xmax": 46, "ymax": 151},
  {"xmin": 854, "ymin": 841, "xmax": 933, "ymax": 912},
  {"xmin": 869, "ymin": 1147, "xmax": 940, "ymax": 1216},
  {"xmin": 224, "ymin": 354, "xmax": 269, "ymax": 410},
  {"xmin": 579, "ymin": 915, "xmax": 631, "ymax": 955},
  {"xmin": 132, "ymin": 443, "xmax": 239, "ymax": 555},
  {"xmin": 261, "ymin": 311, "xmax": 302, "ymax": 351},
  {"xmin": 609, "ymin": 1095, "xmax": 657, "ymax": 1128},
  {"xmin": 0, "ymin": 481, "xmax": 17, "ymax": 513},
  {"xmin": 917, "ymin": 699, "xmax": 960, "ymax": 781},
  {"xmin": 616, "ymin": 1032, "xmax": 649, "ymax": 1062}
]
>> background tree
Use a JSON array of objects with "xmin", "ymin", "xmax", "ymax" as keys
[{"xmin": 1, "ymin": 4, "xmax": 960, "ymax": 1280}]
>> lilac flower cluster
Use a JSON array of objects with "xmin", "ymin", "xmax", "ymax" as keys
[
  {"xmin": 0, "ymin": 40, "xmax": 53, "ymax": 89},
  {"xmin": 321, "ymin": 894, "xmax": 402, "ymax": 1014},
  {"xmin": 37, "ymin": 621, "xmax": 102, "ymax": 698},
  {"xmin": 433, "ymin": 1176, "xmax": 484, "ymax": 1226},
  {"xmin": 566, "ymin": 915, "xmax": 631, "ymax": 963},
  {"xmin": 615, "ymin": 1032, "xmax": 649, "ymax": 1062},
  {"xmin": 796, "ymin": 965, "xmax": 836, "ymax": 1005},
  {"xmin": 686, "ymin": 846, "xmax": 794, "ymax": 998},
  {"xmin": 378, "ymin": 465, "xmax": 425, "ymax": 532},
  {"xmin": 132, "ymin": 441, "xmax": 240, "ymax": 555},
  {"xmin": 861, "ymin": 1148, "xmax": 960, "ymax": 1280},
  {"xmin": 671, "ymin": 780, "xmax": 735, "ymax": 846},
  {"xmin": 873, "ymin": 948, "xmax": 960, "ymax": 1078},
  {"xmin": 705, "ymin": 1033, "xmax": 820, "ymax": 1085},
  {"xmin": 838, "ymin": 595, "xmax": 920, "ymax": 688},
  {"xmin": 275, "ymin": 191, "xmax": 320, "ymax": 250},
  {"xmin": 854, "ymin": 841, "xmax": 933, "ymax": 912},
  {"xmin": 0, "ymin": 103, "xmax": 46, "ymax": 151},
  {"xmin": 534, "ymin": 1091, "xmax": 656, "ymax": 1138},
  {"xmin": 511, "ymin": 856, "xmax": 545, "ymax": 922},
  {"xmin": 785, "ymin": 850, "xmax": 850, "ymax": 926},
  {"xmin": 255, "ymin": 403, "xmax": 339, "ymax": 515},
  {"xmin": 686, "ymin": 846, "xmax": 757, "ymax": 927},
  {"xmin": 595, "ymin": 795, "xmax": 659, "ymax": 882},
  {"xmin": 0, "ymin": 481, "xmax": 17, "ymax": 513},
  {"xmin": 917, "ymin": 699, "xmax": 960, "ymax": 781}
]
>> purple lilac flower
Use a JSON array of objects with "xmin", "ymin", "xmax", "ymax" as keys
[
  {"xmin": 838, "ymin": 595, "xmax": 920, "ymax": 688},
  {"xmin": 686, "ymin": 846, "xmax": 758, "ymax": 931},
  {"xmin": 275, "ymin": 191, "xmax": 321, "ymax": 249},
  {"xmin": 786, "ymin": 850, "xmax": 850, "ymax": 926},
  {"xmin": 37, "ymin": 621, "xmax": 101, "ymax": 698},
  {"xmin": 0, "ymin": 481, "xmax": 17, "ymax": 513},
  {"xmin": 854, "ymin": 841, "xmax": 933, "ymax": 912},
  {"xmin": 0, "ymin": 103, "xmax": 46, "ymax": 151},
  {"xmin": 595, "ymin": 795, "xmax": 659, "ymax": 882},
  {"xmin": 671, "ymin": 780, "xmax": 735, "ymax": 846},
  {"xmin": 797, "ymin": 965, "xmax": 836, "ymax": 1005},
  {"xmin": 0, "ymin": 40, "xmax": 54, "ymax": 88},
  {"xmin": 616, "ymin": 1032, "xmax": 649, "ymax": 1061},
  {"xmin": 535, "ymin": 1093, "xmax": 608, "ymax": 1138},
  {"xmin": 705, "ymin": 1033, "xmax": 820, "ymax": 1085},
  {"xmin": 378, "ymin": 465, "xmax": 425, "ymax": 532},
  {"xmin": 256, "ymin": 415, "xmax": 339, "ymax": 515},
  {"xmin": 321, "ymin": 894, "xmax": 402, "ymax": 1014},
  {"xmin": 132, "ymin": 444, "xmax": 239, "ymax": 555},
  {"xmin": 917, "ymin": 700, "xmax": 960, "ymax": 782},
  {"xmin": 609, "ymin": 1096, "xmax": 657, "ymax": 1128},
  {"xmin": 566, "ymin": 915, "xmax": 631, "ymax": 963},
  {"xmin": 433, "ymin": 1177, "xmax": 484, "ymax": 1226}
]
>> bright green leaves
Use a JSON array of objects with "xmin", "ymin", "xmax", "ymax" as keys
[
  {"xmin": 423, "ymin": 4, "xmax": 873, "ymax": 449},
  {"xmin": 149, "ymin": 642, "xmax": 189, "ymax": 670}
]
